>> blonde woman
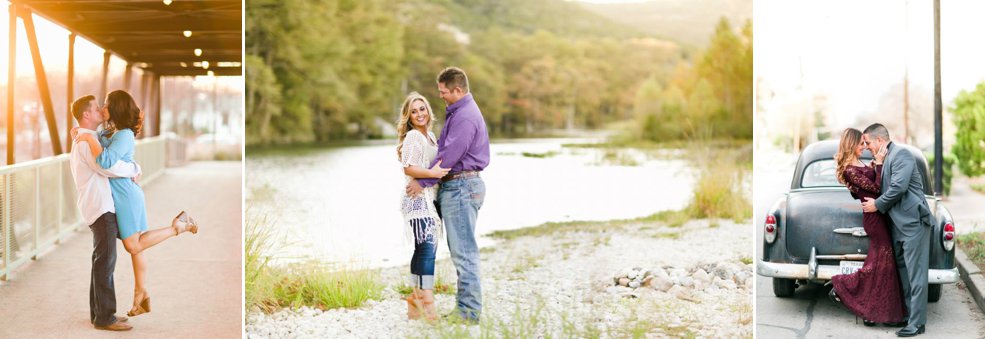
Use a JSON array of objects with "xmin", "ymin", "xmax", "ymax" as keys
[
  {"xmin": 397, "ymin": 92, "xmax": 449, "ymax": 321},
  {"xmin": 828, "ymin": 128, "xmax": 904, "ymax": 326}
]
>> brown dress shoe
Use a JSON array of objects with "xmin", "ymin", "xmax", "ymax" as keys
[
  {"xmin": 90, "ymin": 315, "xmax": 128, "ymax": 325},
  {"xmin": 95, "ymin": 321, "xmax": 133, "ymax": 331}
]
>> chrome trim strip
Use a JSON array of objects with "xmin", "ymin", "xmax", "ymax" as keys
[
  {"xmin": 815, "ymin": 254, "xmax": 867, "ymax": 260},
  {"xmin": 757, "ymin": 261, "xmax": 960, "ymax": 284},
  {"xmin": 833, "ymin": 227, "xmax": 868, "ymax": 237}
]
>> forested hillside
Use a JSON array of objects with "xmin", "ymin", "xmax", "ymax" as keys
[{"xmin": 246, "ymin": 0, "xmax": 750, "ymax": 144}]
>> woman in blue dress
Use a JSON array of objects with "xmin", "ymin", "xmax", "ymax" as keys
[{"xmin": 77, "ymin": 90, "xmax": 199, "ymax": 317}]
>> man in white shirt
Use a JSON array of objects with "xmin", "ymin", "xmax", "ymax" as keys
[{"xmin": 69, "ymin": 95, "xmax": 140, "ymax": 331}]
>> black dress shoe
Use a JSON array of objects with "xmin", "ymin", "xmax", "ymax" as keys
[
  {"xmin": 896, "ymin": 325, "xmax": 925, "ymax": 337},
  {"xmin": 862, "ymin": 319, "xmax": 876, "ymax": 327},
  {"xmin": 828, "ymin": 288, "xmax": 842, "ymax": 305}
]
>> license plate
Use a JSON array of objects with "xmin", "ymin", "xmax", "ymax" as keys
[{"xmin": 839, "ymin": 261, "xmax": 864, "ymax": 275}]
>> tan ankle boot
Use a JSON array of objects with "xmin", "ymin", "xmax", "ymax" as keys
[
  {"xmin": 405, "ymin": 290, "xmax": 423, "ymax": 320},
  {"xmin": 420, "ymin": 290, "xmax": 438, "ymax": 322}
]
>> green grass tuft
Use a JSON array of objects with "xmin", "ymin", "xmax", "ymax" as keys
[
  {"xmin": 245, "ymin": 212, "xmax": 282, "ymax": 312},
  {"xmin": 270, "ymin": 263, "xmax": 384, "ymax": 310},
  {"xmin": 245, "ymin": 212, "xmax": 384, "ymax": 312},
  {"xmin": 682, "ymin": 145, "xmax": 752, "ymax": 221},
  {"xmin": 959, "ymin": 232, "xmax": 985, "ymax": 273}
]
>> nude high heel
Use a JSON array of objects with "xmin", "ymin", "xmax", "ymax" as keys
[
  {"xmin": 405, "ymin": 290, "xmax": 422, "ymax": 320},
  {"xmin": 127, "ymin": 290, "xmax": 151, "ymax": 317},
  {"xmin": 172, "ymin": 211, "xmax": 198, "ymax": 235}
]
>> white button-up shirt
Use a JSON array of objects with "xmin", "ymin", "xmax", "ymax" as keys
[{"xmin": 68, "ymin": 128, "xmax": 141, "ymax": 226}]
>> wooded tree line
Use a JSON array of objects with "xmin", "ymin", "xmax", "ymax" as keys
[
  {"xmin": 246, "ymin": 0, "xmax": 752, "ymax": 145},
  {"xmin": 950, "ymin": 81, "xmax": 985, "ymax": 177}
]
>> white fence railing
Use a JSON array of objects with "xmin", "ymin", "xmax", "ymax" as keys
[{"xmin": 0, "ymin": 136, "xmax": 170, "ymax": 281}]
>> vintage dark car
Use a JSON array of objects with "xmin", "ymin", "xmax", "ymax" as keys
[{"xmin": 757, "ymin": 140, "xmax": 959, "ymax": 301}]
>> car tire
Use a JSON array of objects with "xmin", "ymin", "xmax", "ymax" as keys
[
  {"xmin": 773, "ymin": 278, "xmax": 796, "ymax": 297},
  {"xmin": 928, "ymin": 284, "xmax": 942, "ymax": 302}
]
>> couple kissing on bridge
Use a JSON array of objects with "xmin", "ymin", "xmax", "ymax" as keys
[{"xmin": 68, "ymin": 90, "xmax": 200, "ymax": 331}]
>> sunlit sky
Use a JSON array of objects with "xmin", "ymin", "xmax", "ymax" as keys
[
  {"xmin": 0, "ymin": 5, "xmax": 240, "ymax": 90},
  {"xmin": 568, "ymin": 0, "xmax": 652, "ymax": 3},
  {"xmin": 0, "ymin": 9, "xmax": 109, "ymax": 82},
  {"xmin": 756, "ymin": 0, "xmax": 985, "ymax": 128}
]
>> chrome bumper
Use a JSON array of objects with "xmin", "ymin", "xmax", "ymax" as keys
[{"xmin": 757, "ymin": 247, "xmax": 960, "ymax": 284}]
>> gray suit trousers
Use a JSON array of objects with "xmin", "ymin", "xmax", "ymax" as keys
[{"xmin": 893, "ymin": 224, "xmax": 930, "ymax": 327}]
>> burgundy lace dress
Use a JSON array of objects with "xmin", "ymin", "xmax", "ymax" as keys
[{"xmin": 830, "ymin": 164, "xmax": 906, "ymax": 323}]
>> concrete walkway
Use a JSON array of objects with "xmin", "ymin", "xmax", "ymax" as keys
[
  {"xmin": 946, "ymin": 175, "xmax": 985, "ymax": 234},
  {"xmin": 0, "ymin": 162, "xmax": 242, "ymax": 338}
]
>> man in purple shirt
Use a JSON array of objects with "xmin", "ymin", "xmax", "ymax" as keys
[{"xmin": 407, "ymin": 67, "xmax": 489, "ymax": 323}]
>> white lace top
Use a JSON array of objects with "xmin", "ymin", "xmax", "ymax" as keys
[{"xmin": 399, "ymin": 129, "xmax": 442, "ymax": 244}]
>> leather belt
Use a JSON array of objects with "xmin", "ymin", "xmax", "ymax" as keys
[{"xmin": 440, "ymin": 170, "xmax": 480, "ymax": 183}]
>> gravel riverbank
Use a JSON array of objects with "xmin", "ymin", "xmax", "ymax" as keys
[{"xmin": 246, "ymin": 218, "xmax": 753, "ymax": 338}]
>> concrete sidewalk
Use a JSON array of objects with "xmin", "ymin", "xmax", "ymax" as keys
[
  {"xmin": 947, "ymin": 175, "xmax": 985, "ymax": 234},
  {"xmin": 0, "ymin": 162, "xmax": 242, "ymax": 338}
]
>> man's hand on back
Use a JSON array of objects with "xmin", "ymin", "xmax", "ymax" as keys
[
  {"xmin": 406, "ymin": 179, "xmax": 424, "ymax": 196},
  {"xmin": 862, "ymin": 197, "xmax": 878, "ymax": 213}
]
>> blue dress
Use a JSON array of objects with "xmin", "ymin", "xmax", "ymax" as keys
[{"xmin": 97, "ymin": 129, "xmax": 148, "ymax": 240}]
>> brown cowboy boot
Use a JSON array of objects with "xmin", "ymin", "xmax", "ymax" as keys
[
  {"xmin": 420, "ymin": 289, "xmax": 438, "ymax": 322},
  {"xmin": 405, "ymin": 289, "xmax": 423, "ymax": 320}
]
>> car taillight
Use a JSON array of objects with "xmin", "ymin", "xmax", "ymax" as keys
[
  {"xmin": 943, "ymin": 222, "xmax": 955, "ymax": 251},
  {"xmin": 765, "ymin": 214, "xmax": 777, "ymax": 244}
]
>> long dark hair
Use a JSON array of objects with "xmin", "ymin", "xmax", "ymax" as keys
[
  {"xmin": 105, "ymin": 90, "xmax": 143, "ymax": 136},
  {"xmin": 835, "ymin": 128, "xmax": 862, "ymax": 185}
]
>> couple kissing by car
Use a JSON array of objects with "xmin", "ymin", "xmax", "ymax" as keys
[{"xmin": 829, "ymin": 123, "xmax": 935, "ymax": 337}]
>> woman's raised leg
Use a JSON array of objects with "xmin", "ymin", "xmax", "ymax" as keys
[
  {"xmin": 122, "ymin": 211, "xmax": 198, "ymax": 256},
  {"xmin": 120, "ymin": 212, "xmax": 197, "ymax": 316}
]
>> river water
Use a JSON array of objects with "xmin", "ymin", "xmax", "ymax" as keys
[{"xmin": 246, "ymin": 138, "xmax": 696, "ymax": 268}]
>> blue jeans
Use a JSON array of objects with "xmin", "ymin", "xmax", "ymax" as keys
[
  {"xmin": 89, "ymin": 212, "xmax": 119, "ymax": 327},
  {"xmin": 409, "ymin": 218, "xmax": 437, "ymax": 290},
  {"xmin": 438, "ymin": 176, "xmax": 485, "ymax": 321}
]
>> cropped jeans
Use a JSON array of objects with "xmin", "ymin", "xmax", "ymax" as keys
[{"xmin": 409, "ymin": 217, "xmax": 437, "ymax": 290}]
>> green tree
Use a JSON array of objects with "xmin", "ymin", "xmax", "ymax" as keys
[
  {"xmin": 244, "ymin": 55, "xmax": 282, "ymax": 142},
  {"xmin": 696, "ymin": 17, "xmax": 752, "ymax": 139},
  {"xmin": 950, "ymin": 81, "xmax": 985, "ymax": 177}
]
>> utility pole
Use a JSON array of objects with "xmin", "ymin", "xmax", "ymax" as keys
[
  {"xmin": 933, "ymin": 0, "xmax": 943, "ymax": 195},
  {"xmin": 903, "ymin": 0, "xmax": 911, "ymax": 144}
]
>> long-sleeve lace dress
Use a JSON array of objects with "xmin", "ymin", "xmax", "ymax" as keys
[{"xmin": 831, "ymin": 163, "xmax": 906, "ymax": 323}]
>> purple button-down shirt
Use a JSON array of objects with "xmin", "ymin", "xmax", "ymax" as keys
[{"xmin": 419, "ymin": 93, "xmax": 490, "ymax": 188}]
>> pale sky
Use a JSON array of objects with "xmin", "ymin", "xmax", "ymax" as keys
[
  {"xmin": 0, "ymin": 6, "xmax": 239, "ymax": 90},
  {"xmin": 756, "ymin": 0, "xmax": 985, "ymax": 129},
  {"xmin": 568, "ymin": 0, "xmax": 653, "ymax": 3},
  {"xmin": 0, "ymin": 9, "xmax": 112, "ymax": 82}
]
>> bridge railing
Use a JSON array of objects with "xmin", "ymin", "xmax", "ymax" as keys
[{"xmin": 0, "ymin": 135, "xmax": 173, "ymax": 280}]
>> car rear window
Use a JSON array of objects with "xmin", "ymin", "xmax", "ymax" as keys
[
  {"xmin": 801, "ymin": 160, "xmax": 841, "ymax": 187},
  {"xmin": 801, "ymin": 158, "xmax": 876, "ymax": 188}
]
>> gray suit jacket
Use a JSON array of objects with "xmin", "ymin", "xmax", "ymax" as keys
[{"xmin": 875, "ymin": 142, "xmax": 934, "ymax": 239}]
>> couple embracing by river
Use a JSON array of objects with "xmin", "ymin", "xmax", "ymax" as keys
[
  {"xmin": 396, "ymin": 67, "xmax": 489, "ymax": 324},
  {"xmin": 829, "ymin": 124, "xmax": 934, "ymax": 337}
]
